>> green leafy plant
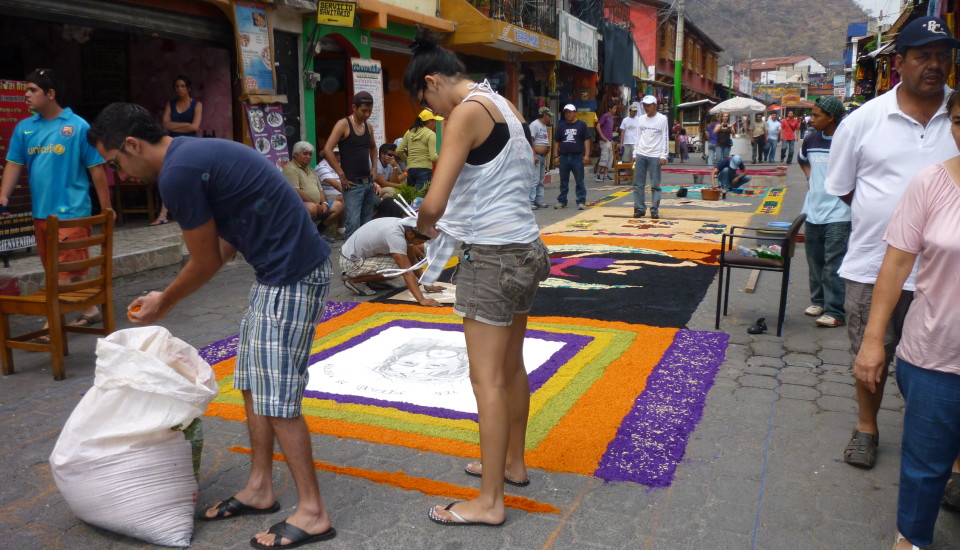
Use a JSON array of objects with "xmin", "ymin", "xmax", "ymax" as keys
[{"xmin": 396, "ymin": 183, "xmax": 430, "ymax": 204}]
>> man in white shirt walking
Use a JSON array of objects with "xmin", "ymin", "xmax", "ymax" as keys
[
  {"xmin": 631, "ymin": 95, "xmax": 669, "ymax": 219},
  {"xmin": 824, "ymin": 16, "xmax": 959, "ymax": 476},
  {"xmin": 618, "ymin": 102, "xmax": 641, "ymax": 162}
]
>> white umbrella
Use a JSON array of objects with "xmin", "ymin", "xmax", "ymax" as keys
[{"xmin": 709, "ymin": 97, "xmax": 767, "ymax": 117}]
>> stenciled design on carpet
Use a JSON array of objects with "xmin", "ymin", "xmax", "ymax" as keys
[
  {"xmin": 541, "ymin": 208, "xmax": 754, "ymax": 243},
  {"xmin": 201, "ymin": 301, "xmax": 728, "ymax": 488}
]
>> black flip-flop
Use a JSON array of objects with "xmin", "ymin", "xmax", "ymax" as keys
[
  {"xmin": 197, "ymin": 496, "xmax": 281, "ymax": 521},
  {"xmin": 463, "ymin": 462, "xmax": 530, "ymax": 487},
  {"xmin": 250, "ymin": 521, "xmax": 336, "ymax": 549},
  {"xmin": 428, "ymin": 502, "xmax": 505, "ymax": 527}
]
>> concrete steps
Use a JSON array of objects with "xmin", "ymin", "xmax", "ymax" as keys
[{"xmin": 0, "ymin": 223, "xmax": 184, "ymax": 296}]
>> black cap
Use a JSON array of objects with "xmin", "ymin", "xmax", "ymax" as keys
[{"xmin": 896, "ymin": 16, "xmax": 960, "ymax": 53}]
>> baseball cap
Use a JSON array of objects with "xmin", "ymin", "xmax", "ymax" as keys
[
  {"xmin": 896, "ymin": 16, "xmax": 960, "ymax": 52},
  {"xmin": 563, "ymin": 104, "xmax": 577, "ymax": 112},
  {"xmin": 538, "ymin": 106, "xmax": 553, "ymax": 117},
  {"xmin": 731, "ymin": 154, "xmax": 742, "ymax": 167},
  {"xmin": 418, "ymin": 109, "xmax": 444, "ymax": 122},
  {"xmin": 815, "ymin": 95, "xmax": 845, "ymax": 118},
  {"xmin": 641, "ymin": 95, "xmax": 658, "ymax": 105},
  {"xmin": 628, "ymin": 102, "xmax": 639, "ymax": 111}
]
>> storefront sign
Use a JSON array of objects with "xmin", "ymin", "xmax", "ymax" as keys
[
  {"xmin": 235, "ymin": 2, "xmax": 274, "ymax": 92},
  {"xmin": 559, "ymin": 12, "xmax": 597, "ymax": 72},
  {"xmin": 833, "ymin": 76, "xmax": 846, "ymax": 98},
  {"xmin": 807, "ymin": 79, "xmax": 833, "ymax": 97},
  {"xmin": 754, "ymin": 84, "xmax": 805, "ymax": 103},
  {"xmin": 316, "ymin": 1, "xmax": 356, "ymax": 28},
  {"xmin": 0, "ymin": 80, "xmax": 36, "ymax": 252},
  {"xmin": 244, "ymin": 102, "xmax": 290, "ymax": 171},
  {"xmin": 350, "ymin": 58, "xmax": 386, "ymax": 147},
  {"xmin": 494, "ymin": 23, "xmax": 559, "ymax": 57}
]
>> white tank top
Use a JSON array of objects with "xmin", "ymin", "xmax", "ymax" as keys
[{"xmin": 436, "ymin": 81, "xmax": 540, "ymax": 245}]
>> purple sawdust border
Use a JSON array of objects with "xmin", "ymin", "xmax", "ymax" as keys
[
  {"xmin": 593, "ymin": 329, "xmax": 729, "ymax": 487},
  {"xmin": 302, "ymin": 318, "xmax": 591, "ymax": 421},
  {"xmin": 198, "ymin": 301, "xmax": 360, "ymax": 364}
]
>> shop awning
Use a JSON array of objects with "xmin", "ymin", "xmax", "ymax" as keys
[
  {"xmin": 676, "ymin": 99, "xmax": 716, "ymax": 109},
  {"xmin": 867, "ymin": 41, "xmax": 896, "ymax": 58},
  {"xmin": 439, "ymin": 0, "xmax": 559, "ymax": 61},
  {"xmin": 355, "ymin": 0, "xmax": 454, "ymax": 32}
]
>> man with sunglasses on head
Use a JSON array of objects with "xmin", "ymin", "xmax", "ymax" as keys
[
  {"xmin": 87, "ymin": 103, "xmax": 337, "ymax": 548},
  {"xmin": 0, "ymin": 68, "xmax": 112, "ymax": 332},
  {"xmin": 339, "ymin": 217, "xmax": 443, "ymax": 305}
]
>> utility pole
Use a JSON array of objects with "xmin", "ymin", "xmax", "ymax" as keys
[{"xmin": 673, "ymin": 0, "xmax": 685, "ymax": 122}]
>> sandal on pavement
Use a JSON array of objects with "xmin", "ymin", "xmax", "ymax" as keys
[
  {"xmin": 249, "ymin": 521, "xmax": 336, "ymax": 549},
  {"xmin": 844, "ymin": 429, "xmax": 878, "ymax": 468},
  {"xmin": 894, "ymin": 532, "xmax": 921, "ymax": 550},
  {"xmin": 69, "ymin": 314, "xmax": 103, "ymax": 328},
  {"xmin": 747, "ymin": 318, "xmax": 767, "ymax": 335},
  {"xmin": 197, "ymin": 496, "xmax": 280, "ymax": 521},
  {"xmin": 428, "ymin": 502, "xmax": 505, "ymax": 527},
  {"xmin": 149, "ymin": 218, "xmax": 169, "ymax": 226},
  {"xmin": 943, "ymin": 472, "xmax": 960, "ymax": 509},
  {"xmin": 464, "ymin": 462, "xmax": 530, "ymax": 487}
]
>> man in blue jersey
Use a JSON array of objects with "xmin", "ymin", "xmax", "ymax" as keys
[
  {"xmin": 0, "ymin": 68, "xmax": 112, "ymax": 331},
  {"xmin": 88, "ymin": 103, "xmax": 337, "ymax": 548}
]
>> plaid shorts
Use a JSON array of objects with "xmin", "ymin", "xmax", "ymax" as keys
[
  {"xmin": 234, "ymin": 259, "xmax": 331, "ymax": 418},
  {"xmin": 339, "ymin": 254, "xmax": 396, "ymax": 278}
]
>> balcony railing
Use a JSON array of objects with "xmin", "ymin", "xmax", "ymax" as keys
[{"xmin": 466, "ymin": 0, "xmax": 559, "ymax": 38}]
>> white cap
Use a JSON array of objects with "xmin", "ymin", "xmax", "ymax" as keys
[
  {"xmin": 641, "ymin": 95, "xmax": 657, "ymax": 105},
  {"xmin": 629, "ymin": 102, "xmax": 640, "ymax": 111},
  {"xmin": 563, "ymin": 103, "xmax": 577, "ymax": 111}
]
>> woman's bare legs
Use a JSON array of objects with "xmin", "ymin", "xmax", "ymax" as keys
[{"xmin": 431, "ymin": 314, "xmax": 531, "ymax": 524}]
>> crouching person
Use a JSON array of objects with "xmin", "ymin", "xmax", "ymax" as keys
[
  {"xmin": 284, "ymin": 141, "xmax": 343, "ymax": 239},
  {"xmin": 340, "ymin": 217, "xmax": 443, "ymax": 306}
]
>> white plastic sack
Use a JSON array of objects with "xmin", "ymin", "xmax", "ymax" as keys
[{"xmin": 50, "ymin": 327, "xmax": 219, "ymax": 547}]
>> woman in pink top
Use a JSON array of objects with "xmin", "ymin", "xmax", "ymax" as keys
[{"xmin": 854, "ymin": 90, "xmax": 960, "ymax": 550}]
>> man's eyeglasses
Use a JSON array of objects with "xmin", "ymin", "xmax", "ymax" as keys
[{"xmin": 107, "ymin": 142, "xmax": 127, "ymax": 172}]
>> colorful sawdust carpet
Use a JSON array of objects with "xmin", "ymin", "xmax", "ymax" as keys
[{"xmin": 200, "ymin": 302, "xmax": 728, "ymax": 487}]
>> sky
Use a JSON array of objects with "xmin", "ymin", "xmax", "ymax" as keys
[{"xmin": 855, "ymin": 0, "xmax": 903, "ymax": 24}]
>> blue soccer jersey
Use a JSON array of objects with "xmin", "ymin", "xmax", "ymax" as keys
[{"xmin": 5, "ymin": 108, "xmax": 104, "ymax": 219}]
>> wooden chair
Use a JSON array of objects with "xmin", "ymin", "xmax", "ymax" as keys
[
  {"xmin": 0, "ymin": 210, "xmax": 116, "ymax": 380},
  {"xmin": 114, "ymin": 179, "xmax": 157, "ymax": 225},
  {"xmin": 715, "ymin": 214, "xmax": 806, "ymax": 337},
  {"xmin": 614, "ymin": 161, "xmax": 634, "ymax": 185}
]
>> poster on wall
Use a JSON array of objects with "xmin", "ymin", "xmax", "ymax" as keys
[
  {"xmin": 0, "ymin": 80, "xmax": 37, "ymax": 253},
  {"xmin": 235, "ymin": 2, "xmax": 274, "ymax": 92},
  {"xmin": 244, "ymin": 102, "xmax": 289, "ymax": 171},
  {"xmin": 350, "ymin": 58, "xmax": 386, "ymax": 147}
]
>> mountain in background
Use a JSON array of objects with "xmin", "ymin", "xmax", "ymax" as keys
[{"xmin": 686, "ymin": 0, "xmax": 869, "ymax": 68}]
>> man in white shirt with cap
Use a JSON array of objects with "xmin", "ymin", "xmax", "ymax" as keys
[
  {"xmin": 632, "ymin": 95, "xmax": 669, "ymax": 219},
  {"xmin": 824, "ymin": 15, "xmax": 960, "ymax": 477}
]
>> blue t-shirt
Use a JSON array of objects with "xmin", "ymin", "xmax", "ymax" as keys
[
  {"xmin": 766, "ymin": 119, "xmax": 781, "ymax": 140},
  {"xmin": 553, "ymin": 119, "xmax": 589, "ymax": 154},
  {"xmin": 160, "ymin": 137, "xmax": 329, "ymax": 286},
  {"xmin": 798, "ymin": 130, "xmax": 851, "ymax": 225},
  {"xmin": 5, "ymin": 108, "xmax": 104, "ymax": 219},
  {"xmin": 715, "ymin": 156, "xmax": 745, "ymax": 172}
]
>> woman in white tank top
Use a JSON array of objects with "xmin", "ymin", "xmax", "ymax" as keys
[{"xmin": 404, "ymin": 29, "xmax": 550, "ymax": 527}]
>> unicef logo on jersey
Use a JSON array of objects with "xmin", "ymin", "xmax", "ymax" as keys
[{"xmin": 60, "ymin": 125, "xmax": 74, "ymax": 138}]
